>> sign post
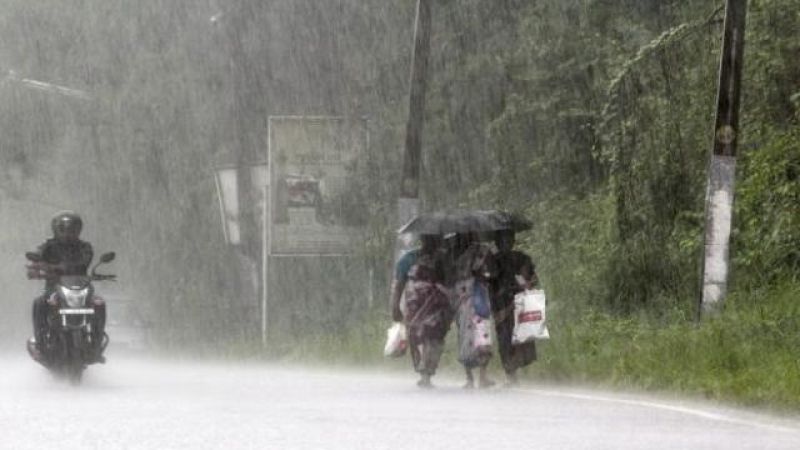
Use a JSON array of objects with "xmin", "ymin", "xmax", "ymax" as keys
[{"xmin": 262, "ymin": 116, "xmax": 368, "ymax": 346}]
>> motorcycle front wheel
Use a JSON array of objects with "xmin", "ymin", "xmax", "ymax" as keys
[{"xmin": 65, "ymin": 331, "xmax": 85, "ymax": 385}]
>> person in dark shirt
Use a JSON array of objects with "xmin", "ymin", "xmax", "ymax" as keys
[
  {"xmin": 490, "ymin": 229, "xmax": 538, "ymax": 385},
  {"xmin": 29, "ymin": 211, "xmax": 106, "ymax": 362}
]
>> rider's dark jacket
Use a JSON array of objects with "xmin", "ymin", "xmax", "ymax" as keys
[{"xmin": 33, "ymin": 238, "xmax": 93, "ymax": 289}]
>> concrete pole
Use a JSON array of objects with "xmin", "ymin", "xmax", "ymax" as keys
[
  {"xmin": 218, "ymin": 4, "xmax": 264, "ymax": 340},
  {"xmin": 700, "ymin": 0, "xmax": 748, "ymax": 318},
  {"xmin": 396, "ymin": 0, "xmax": 433, "ymax": 265}
]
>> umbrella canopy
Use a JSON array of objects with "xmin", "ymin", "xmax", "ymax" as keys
[{"xmin": 397, "ymin": 210, "xmax": 531, "ymax": 235}]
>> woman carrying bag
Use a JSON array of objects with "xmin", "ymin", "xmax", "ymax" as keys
[
  {"xmin": 390, "ymin": 234, "xmax": 451, "ymax": 388},
  {"xmin": 450, "ymin": 232, "xmax": 498, "ymax": 389},
  {"xmin": 490, "ymin": 229, "xmax": 539, "ymax": 386}
]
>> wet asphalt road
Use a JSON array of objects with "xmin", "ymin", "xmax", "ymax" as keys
[{"xmin": 2, "ymin": 354, "xmax": 800, "ymax": 450}]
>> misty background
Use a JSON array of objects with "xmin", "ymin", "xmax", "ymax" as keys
[{"xmin": 0, "ymin": 0, "xmax": 424, "ymax": 350}]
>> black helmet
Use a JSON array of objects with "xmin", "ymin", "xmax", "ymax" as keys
[{"xmin": 51, "ymin": 211, "xmax": 83, "ymax": 241}]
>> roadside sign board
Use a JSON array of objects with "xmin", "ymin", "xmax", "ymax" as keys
[{"xmin": 267, "ymin": 116, "xmax": 368, "ymax": 255}]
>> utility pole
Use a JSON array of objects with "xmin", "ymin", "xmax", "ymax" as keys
[
  {"xmin": 700, "ymin": 0, "xmax": 748, "ymax": 318},
  {"xmin": 396, "ymin": 0, "xmax": 432, "ymax": 253},
  {"xmin": 215, "ymin": 2, "xmax": 264, "ymax": 341}
]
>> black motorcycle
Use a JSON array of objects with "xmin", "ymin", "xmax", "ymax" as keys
[{"xmin": 25, "ymin": 251, "xmax": 116, "ymax": 384}]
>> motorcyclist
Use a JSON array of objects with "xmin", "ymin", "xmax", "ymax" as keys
[{"xmin": 28, "ymin": 211, "xmax": 107, "ymax": 363}]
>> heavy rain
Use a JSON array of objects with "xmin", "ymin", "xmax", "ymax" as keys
[{"xmin": 2, "ymin": 0, "xmax": 800, "ymax": 448}]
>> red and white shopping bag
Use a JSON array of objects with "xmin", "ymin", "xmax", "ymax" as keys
[{"xmin": 512, "ymin": 289, "xmax": 550, "ymax": 343}]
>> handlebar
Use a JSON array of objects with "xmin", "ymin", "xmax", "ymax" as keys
[
  {"xmin": 91, "ymin": 273, "xmax": 117, "ymax": 281},
  {"xmin": 26, "ymin": 262, "xmax": 60, "ymax": 280},
  {"xmin": 26, "ymin": 250, "xmax": 117, "ymax": 282},
  {"xmin": 26, "ymin": 262, "xmax": 116, "ymax": 282}
]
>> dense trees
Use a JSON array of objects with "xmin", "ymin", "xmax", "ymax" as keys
[{"xmin": 421, "ymin": 0, "xmax": 798, "ymax": 315}]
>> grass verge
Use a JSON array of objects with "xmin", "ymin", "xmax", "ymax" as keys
[{"xmin": 266, "ymin": 281, "xmax": 800, "ymax": 410}]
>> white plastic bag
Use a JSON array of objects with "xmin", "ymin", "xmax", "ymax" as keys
[
  {"xmin": 512, "ymin": 289, "xmax": 550, "ymax": 343},
  {"xmin": 383, "ymin": 322, "xmax": 408, "ymax": 358}
]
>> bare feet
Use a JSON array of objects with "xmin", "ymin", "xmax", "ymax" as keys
[
  {"xmin": 477, "ymin": 366, "xmax": 495, "ymax": 389},
  {"xmin": 417, "ymin": 375, "xmax": 433, "ymax": 389},
  {"xmin": 463, "ymin": 367, "xmax": 476, "ymax": 389},
  {"xmin": 504, "ymin": 372, "xmax": 519, "ymax": 387},
  {"xmin": 478, "ymin": 378, "xmax": 496, "ymax": 389}
]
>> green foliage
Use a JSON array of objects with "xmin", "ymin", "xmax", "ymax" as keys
[
  {"xmin": 735, "ymin": 127, "xmax": 800, "ymax": 283},
  {"xmin": 525, "ymin": 282, "xmax": 800, "ymax": 409},
  {"xmin": 520, "ymin": 192, "xmax": 614, "ymax": 315},
  {"xmin": 733, "ymin": 0, "xmax": 800, "ymax": 287},
  {"xmin": 459, "ymin": 1, "xmax": 721, "ymax": 312},
  {"xmin": 746, "ymin": 0, "xmax": 800, "ymax": 125}
]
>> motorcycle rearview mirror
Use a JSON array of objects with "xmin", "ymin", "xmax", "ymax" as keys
[
  {"xmin": 25, "ymin": 252, "xmax": 43, "ymax": 262},
  {"xmin": 100, "ymin": 252, "xmax": 116, "ymax": 263}
]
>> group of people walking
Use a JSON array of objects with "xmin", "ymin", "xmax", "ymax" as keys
[{"xmin": 391, "ymin": 229, "xmax": 538, "ymax": 388}]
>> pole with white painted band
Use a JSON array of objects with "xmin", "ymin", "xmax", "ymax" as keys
[{"xmin": 700, "ymin": 0, "xmax": 748, "ymax": 318}]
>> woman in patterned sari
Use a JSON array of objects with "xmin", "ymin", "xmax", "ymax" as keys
[{"xmin": 391, "ymin": 234, "xmax": 451, "ymax": 388}]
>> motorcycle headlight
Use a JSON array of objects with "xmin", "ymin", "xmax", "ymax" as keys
[{"xmin": 59, "ymin": 286, "xmax": 89, "ymax": 308}]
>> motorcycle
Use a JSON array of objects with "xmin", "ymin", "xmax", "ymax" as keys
[{"xmin": 25, "ymin": 251, "xmax": 116, "ymax": 384}]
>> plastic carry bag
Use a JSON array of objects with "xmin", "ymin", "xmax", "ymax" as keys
[
  {"xmin": 383, "ymin": 322, "xmax": 408, "ymax": 358},
  {"xmin": 471, "ymin": 281, "xmax": 492, "ymax": 319},
  {"xmin": 512, "ymin": 289, "xmax": 550, "ymax": 343}
]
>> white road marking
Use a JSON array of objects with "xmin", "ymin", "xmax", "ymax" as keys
[{"xmin": 515, "ymin": 387, "xmax": 800, "ymax": 435}]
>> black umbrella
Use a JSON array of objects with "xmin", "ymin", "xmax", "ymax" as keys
[{"xmin": 397, "ymin": 210, "xmax": 531, "ymax": 235}]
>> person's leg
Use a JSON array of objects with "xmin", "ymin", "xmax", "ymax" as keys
[
  {"xmin": 494, "ymin": 315, "xmax": 517, "ymax": 381},
  {"xmin": 478, "ymin": 362, "xmax": 496, "ymax": 388},
  {"xmin": 507, "ymin": 341, "xmax": 537, "ymax": 385},
  {"xmin": 408, "ymin": 330, "xmax": 432, "ymax": 388},
  {"xmin": 417, "ymin": 373, "xmax": 432, "ymax": 388},
  {"xmin": 32, "ymin": 294, "xmax": 49, "ymax": 347},
  {"xmin": 463, "ymin": 367, "xmax": 475, "ymax": 389},
  {"xmin": 416, "ymin": 339, "xmax": 432, "ymax": 388},
  {"xmin": 505, "ymin": 369, "xmax": 519, "ymax": 386},
  {"xmin": 90, "ymin": 297, "xmax": 107, "ymax": 362},
  {"xmin": 418, "ymin": 337, "xmax": 444, "ymax": 388}
]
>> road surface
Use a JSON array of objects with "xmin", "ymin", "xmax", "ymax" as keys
[{"xmin": 2, "ymin": 355, "xmax": 799, "ymax": 449}]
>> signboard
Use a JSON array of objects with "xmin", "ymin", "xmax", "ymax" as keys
[{"xmin": 267, "ymin": 116, "xmax": 368, "ymax": 255}]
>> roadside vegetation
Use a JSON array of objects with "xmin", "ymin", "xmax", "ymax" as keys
[
  {"xmin": 277, "ymin": 281, "xmax": 800, "ymax": 409},
  {"xmin": 268, "ymin": 0, "xmax": 800, "ymax": 410}
]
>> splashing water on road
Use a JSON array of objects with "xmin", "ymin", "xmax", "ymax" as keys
[{"xmin": 2, "ymin": 354, "xmax": 800, "ymax": 450}]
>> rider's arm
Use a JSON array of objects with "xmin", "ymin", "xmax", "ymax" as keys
[
  {"xmin": 79, "ymin": 242, "xmax": 94, "ymax": 273},
  {"xmin": 33, "ymin": 241, "xmax": 66, "ymax": 274},
  {"xmin": 32, "ymin": 241, "xmax": 48, "ymax": 259}
]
